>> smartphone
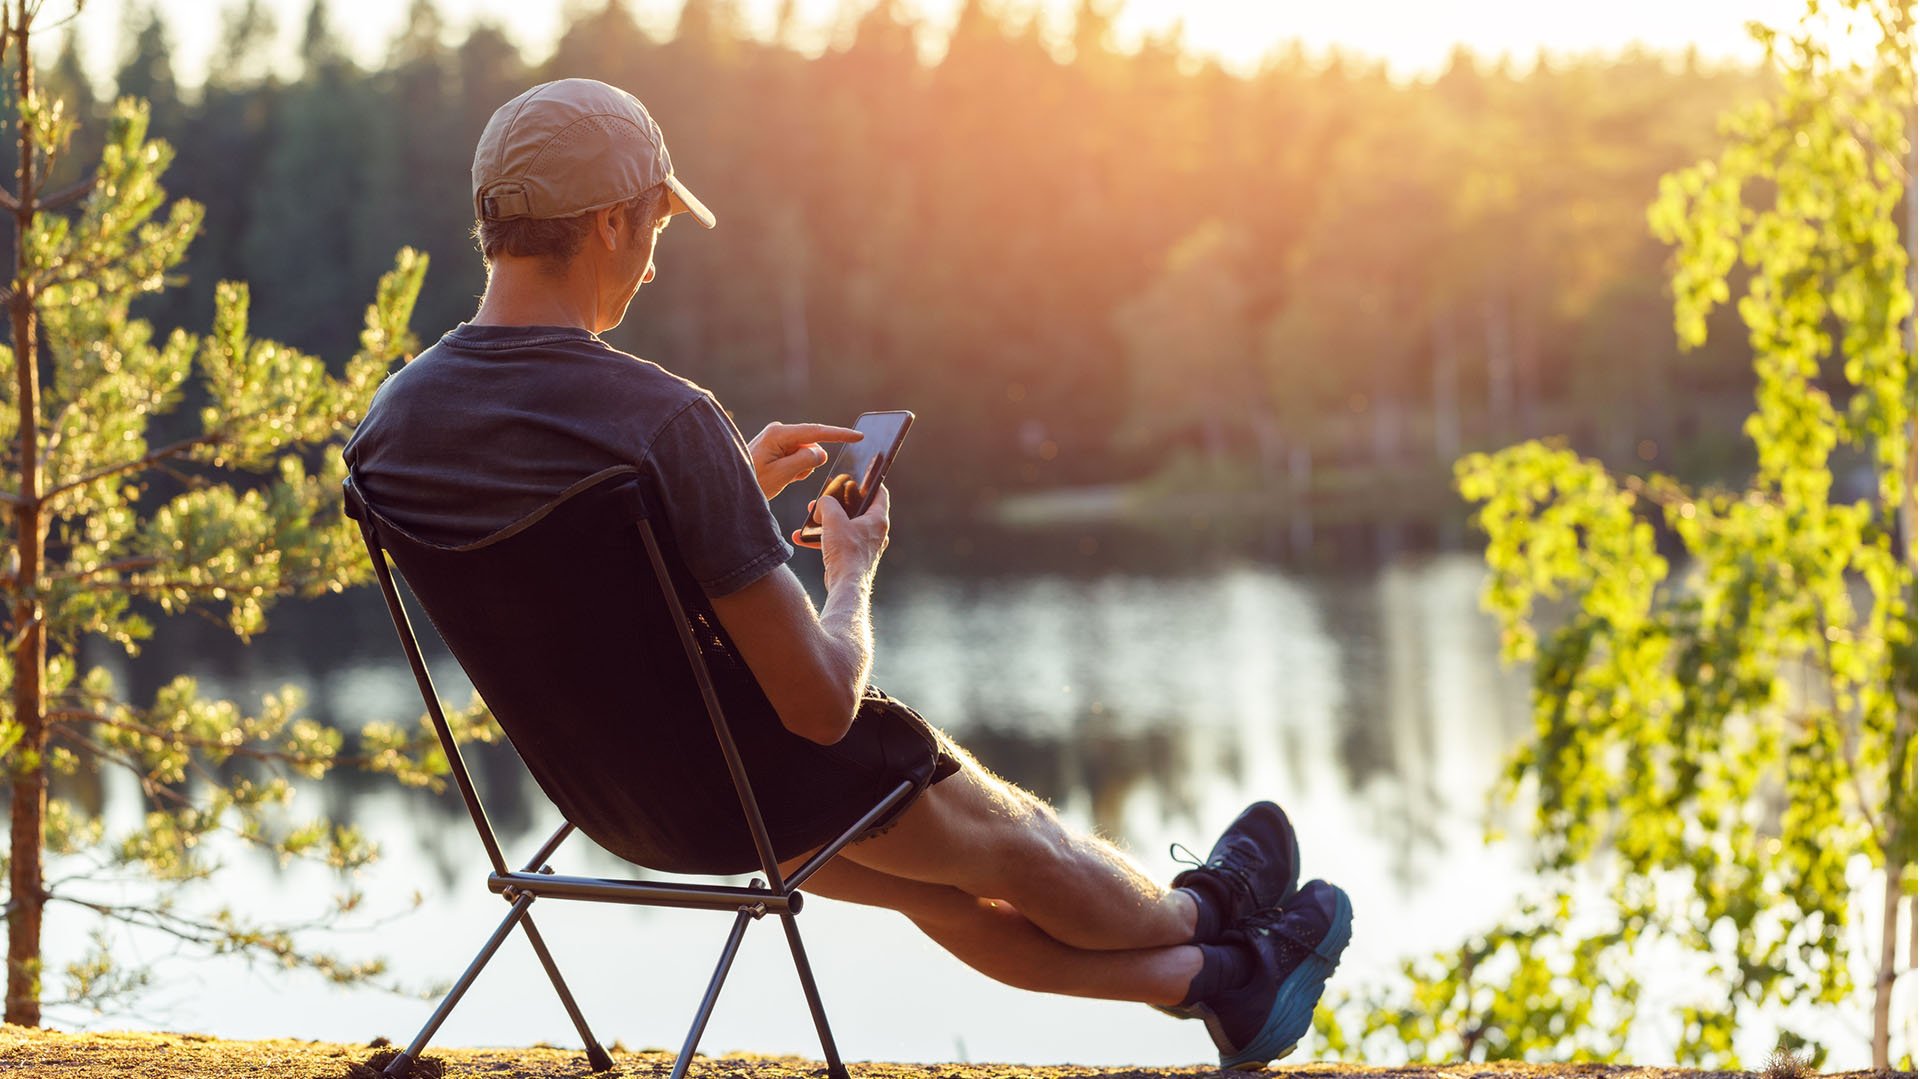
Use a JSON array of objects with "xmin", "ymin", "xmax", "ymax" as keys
[{"xmin": 797, "ymin": 410, "xmax": 914, "ymax": 544}]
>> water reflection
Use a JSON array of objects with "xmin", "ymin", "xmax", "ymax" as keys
[{"xmin": 62, "ymin": 546, "xmax": 1535, "ymax": 1064}]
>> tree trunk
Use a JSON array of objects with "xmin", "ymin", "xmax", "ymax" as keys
[
  {"xmin": 1513, "ymin": 305, "xmax": 1539, "ymax": 439},
  {"xmin": 1287, "ymin": 441, "xmax": 1312, "ymax": 554},
  {"xmin": 780, "ymin": 264, "xmax": 809, "ymax": 404},
  {"xmin": 1872, "ymin": 856, "xmax": 1899, "ymax": 1069},
  {"xmin": 1431, "ymin": 304, "xmax": 1459, "ymax": 465},
  {"xmin": 5, "ymin": 0, "xmax": 44, "ymax": 1027},
  {"xmin": 1482, "ymin": 290, "xmax": 1513, "ymax": 443},
  {"xmin": 1884, "ymin": 145, "xmax": 1917, "ymax": 1071},
  {"xmin": 1904, "ymin": 132, "xmax": 1916, "ymax": 562}
]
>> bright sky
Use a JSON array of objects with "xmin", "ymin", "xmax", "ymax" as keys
[{"xmin": 66, "ymin": 0, "xmax": 1804, "ymax": 89}]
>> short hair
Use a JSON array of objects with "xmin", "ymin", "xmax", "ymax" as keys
[{"xmin": 474, "ymin": 183, "xmax": 668, "ymax": 268}]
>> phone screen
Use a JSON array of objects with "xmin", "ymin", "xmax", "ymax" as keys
[{"xmin": 799, "ymin": 410, "xmax": 913, "ymax": 541}]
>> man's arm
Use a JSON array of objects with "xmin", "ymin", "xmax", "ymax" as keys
[{"xmin": 708, "ymin": 485, "xmax": 889, "ymax": 745}]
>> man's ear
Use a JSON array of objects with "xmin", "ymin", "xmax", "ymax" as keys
[{"xmin": 594, "ymin": 204, "xmax": 622, "ymax": 250}]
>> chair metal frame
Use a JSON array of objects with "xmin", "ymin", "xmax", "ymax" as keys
[{"xmin": 347, "ymin": 475, "xmax": 914, "ymax": 1079}]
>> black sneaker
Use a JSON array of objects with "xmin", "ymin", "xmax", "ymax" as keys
[
  {"xmin": 1173, "ymin": 801, "xmax": 1302, "ymax": 934},
  {"xmin": 1194, "ymin": 879, "xmax": 1352, "ymax": 1070}
]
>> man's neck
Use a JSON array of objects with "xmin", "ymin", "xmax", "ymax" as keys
[{"xmin": 471, "ymin": 258, "xmax": 599, "ymax": 331}]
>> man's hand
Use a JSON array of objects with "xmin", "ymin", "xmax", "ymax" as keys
[
  {"xmin": 748, "ymin": 422, "xmax": 862, "ymax": 501},
  {"xmin": 797, "ymin": 483, "xmax": 890, "ymax": 592}
]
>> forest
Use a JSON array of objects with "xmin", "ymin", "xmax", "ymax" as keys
[{"xmin": 21, "ymin": 0, "xmax": 1781, "ymax": 525}]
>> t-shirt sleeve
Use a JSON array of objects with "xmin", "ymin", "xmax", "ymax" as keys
[{"xmin": 646, "ymin": 394, "xmax": 794, "ymax": 596}]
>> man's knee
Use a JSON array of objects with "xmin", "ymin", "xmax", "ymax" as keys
[
  {"xmin": 850, "ymin": 756, "xmax": 1086, "ymax": 894},
  {"xmin": 945, "ymin": 782, "xmax": 1083, "ymax": 893}
]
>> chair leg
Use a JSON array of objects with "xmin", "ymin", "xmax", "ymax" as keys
[
  {"xmin": 519, "ymin": 911, "xmax": 615, "ymax": 1072},
  {"xmin": 384, "ymin": 893, "xmax": 534, "ymax": 1078},
  {"xmin": 781, "ymin": 912, "xmax": 850, "ymax": 1079},
  {"xmin": 668, "ymin": 908, "xmax": 755, "ymax": 1079}
]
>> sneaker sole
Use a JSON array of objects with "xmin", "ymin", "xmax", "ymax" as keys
[
  {"xmin": 1226, "ymin": 1043, "xmax": 1295, "ymax": 1071},
  {"xmin": 1212, "ymin": 884, "xmax": 1352, "ymax": 1070}
]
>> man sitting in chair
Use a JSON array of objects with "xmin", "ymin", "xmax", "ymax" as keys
[{"xmin": 344, "ymin": 78, "xmax": 1352, "ymax": 1070}]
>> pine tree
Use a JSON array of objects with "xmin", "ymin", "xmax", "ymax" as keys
[
  {"xmin": 0, "ymin": 0, "xmax": 436, "ymax": 1022},
  {"xmin": 366, "ymin": 0, "xmax": 472, "ymax": 334},
  {"xmin": 240, "ymin": 0, "xmax": 370, "ymax": 356},
  {"xmin": 112, "ymin": 3, "xmax": 178, "ymax": 133}
]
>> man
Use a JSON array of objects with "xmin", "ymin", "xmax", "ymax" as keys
[{"xmin": 344, "ymin": 79, "xmax": 1351, "ymax": 1069}]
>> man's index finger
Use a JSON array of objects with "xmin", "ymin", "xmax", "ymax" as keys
[{"xmin": 785, "ymin": 424, "xmax": 863, "ymax": 444}]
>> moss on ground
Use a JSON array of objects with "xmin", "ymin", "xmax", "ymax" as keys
[{"xmin": 0, "ymin": 1027, "xmax": 1907, "ymax": 1079}]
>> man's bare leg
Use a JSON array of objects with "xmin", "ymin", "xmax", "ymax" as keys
[
  {"xmin": 783, "ymin": 750, "xmax": 1346, "ymax": 1069},
  {"xmin": 835, "ymin": 744, "xmax": 1198, "ymax": 952},
  {"xmin": 781, "ymin": 853, "xmax": 1202, "ymax": 1005}
]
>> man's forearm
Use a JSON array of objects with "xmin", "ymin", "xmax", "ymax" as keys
[
  {"xmin": 796, "ymin": 484, "xmax": 890, "ymax": 742},
  {"xmin": 815, "ymin": 571, "xmax": 876, "ymax": 726}
]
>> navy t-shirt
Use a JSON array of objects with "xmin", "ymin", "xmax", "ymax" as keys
[{"xmin": 343, "ymin": 323, "xmax": 792, "ymax": 597}]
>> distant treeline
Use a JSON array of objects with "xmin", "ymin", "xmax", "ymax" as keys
[{"xmin": 23, "ymin": 0, "xmax": 1774, "ymax": 512}]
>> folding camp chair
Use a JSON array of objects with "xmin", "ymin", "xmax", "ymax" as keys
[{"xmin": 344, "ymin": 465, "xmax": 920, "ymax": 1079}]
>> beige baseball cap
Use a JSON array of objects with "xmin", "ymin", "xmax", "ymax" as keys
[{"xmin": 472, "ymin": 78, "xmax": 715, "ymax": 229}]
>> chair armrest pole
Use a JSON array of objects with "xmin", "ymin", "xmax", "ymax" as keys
[
  {"xmin": 520, "ymin": 822, "xmax": 576, "ymax": 873},
  {"xmin": 487, "ymin": 871, "xmax": 799, "ymax": 914},
  {"xmin": 783, "ymin": 780, "xmax": 919, "ymax": 894}
]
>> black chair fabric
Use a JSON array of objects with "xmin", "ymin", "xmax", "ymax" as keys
[{"xmin": 353, "ymin": 466, "xmax": 939, "ymax": 875}]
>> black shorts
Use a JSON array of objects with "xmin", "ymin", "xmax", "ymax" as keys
[
  {"xmin": 763, "ymin": 686, "xmax": 962, "ymax": 857},
  {"xmin": 576, "ymin": 683, "xmax": 962, "ymax": 875}
]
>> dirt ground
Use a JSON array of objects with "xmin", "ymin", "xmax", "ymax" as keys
[{"xmin": 0, "ymin": 1027, "xmax": 1907, "ymax": 1079}]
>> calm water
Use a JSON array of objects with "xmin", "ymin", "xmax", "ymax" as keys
[{"xmin": 59, "ymin": 545, "xmax": 1545, "ymax": 1065}]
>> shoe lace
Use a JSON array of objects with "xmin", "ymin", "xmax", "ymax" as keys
[
  {"xmin": 1168, "ymin": 841, "xmax": 1259, "ymax": 907},
  {"xmin": 1241, "ymin": 904, "xmax": 1321, "ymax": 956}
]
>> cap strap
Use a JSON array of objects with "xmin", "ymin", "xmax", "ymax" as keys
[{"xmin": 480, "ymin": 185, "xmax": 531, "ymax": 220}]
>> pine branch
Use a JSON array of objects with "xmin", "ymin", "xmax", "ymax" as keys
[
  {"xmin": 36, "ymin": 173, "xmax": 91, "ymax": 212},
  {"xmin": 3, "ymin": 611, "xmax": 42, "ymax": 653},
  {"xmin": 73, "ymin": 576, "xmax": 256, "ymax": 600},
  {"xmin": 41, "ymin": 433, "xmax": 221, "ymax": 501},
  {"xmin": 69, "ymin": 568, "xmax": 363, "ymax": 602},
  {"xmin": 45, "ymin": 229, "xmax": 194, "ymax": 290},
  {"xmin": 48, "ymin": 725, "xmax": 359, "ymax": 874},
  {"xmin": 50, "ymin": 724, "xmax": 252, "ymax": 832},
  {"xmin": 42, "ymin": 854, "xmax": 180, "ymax": 895},
  {"xmin": 41, "ymin": 555, "xmax": 159, "ymax": 585},
  {"xmin": 51, "ymin": 707, "xmax": 342, "ymax": 770},
  {"xmin": 46, "ymin": 893, "xmax": 401, "ymax": 988},
  {"xmin": 52, "ymin": 727, "xmax": 174, "ymax": 799},
  {"xmin": 39, "ymin": 991, "xmax": 169, "ymax": 1027},
  {"xmin": 46, "ymin": 388, "xmax": 376, "ymax": 506},
  {"xmin": 52, "ymin": 895, "xmax": 278, "ymax": 947},
  {"xmin": 28, "ymin": 2, "xmax": 82, "ymax": 35}
]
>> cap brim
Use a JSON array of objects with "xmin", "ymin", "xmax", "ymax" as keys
[{"xmin": 664, "ymin": 173, "xmax": 716, "ymax": 229}]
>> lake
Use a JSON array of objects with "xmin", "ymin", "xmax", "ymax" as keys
[{"xmin": 53, "ymin": 536, "xmax": 1557, "ymax": 1066}]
